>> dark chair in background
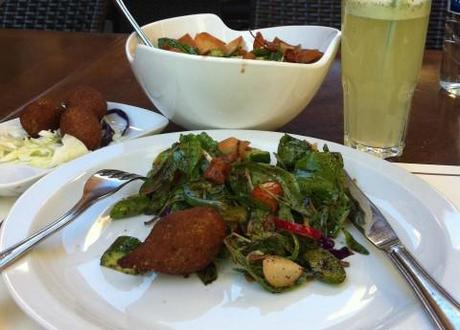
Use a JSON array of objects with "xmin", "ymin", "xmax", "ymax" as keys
[
  {"xmin": 0, "ymin": 0, "xmax": 448, "ymax": 49},
  {"xmin": 0, "ymin": 0, "xmax": 251, "ymax": 33},
  {"xmin": 252, "ymin": 0, "xmax": 340, "ymax": 29},
  {"xmin": 109, "ymin": 0, "xmax": 250, "ymax": 32},
  {"xmin": 251, "ymin": 0, "xmax": 447, "ymax": 49},
  {"xmin": 110, "ymin": 0, "xmax": 220, "ymax": 33},
  {"xmin": 427, "ymin": 0, "xmax": 446, "ymax": 50},
  {"xmin": 0, "ymin": 0, "xmax": 108, "ymax": 32}
]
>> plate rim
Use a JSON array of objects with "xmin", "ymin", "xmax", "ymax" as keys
[{"xmin": 1, "ymin": 129, "xmax": 459, "ymax": 329}]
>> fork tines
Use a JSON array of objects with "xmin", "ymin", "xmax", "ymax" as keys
[{"xmin": 96, "ymin": 169, "xmax": 141, "ymax": 180}]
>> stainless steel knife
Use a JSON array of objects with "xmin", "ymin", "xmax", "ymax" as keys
[{"xmin": 346, "ymin": 174, "xmax": 460, "ymax": 330}]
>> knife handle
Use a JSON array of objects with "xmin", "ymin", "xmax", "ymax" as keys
[{"xmin": 387, "ymin": 244, "xmax": 460, "ymax": 330}]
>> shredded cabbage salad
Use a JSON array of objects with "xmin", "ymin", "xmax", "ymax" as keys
[{"xmin": 0, "ymin": 128, "xmax": 88, "ymax": 168}]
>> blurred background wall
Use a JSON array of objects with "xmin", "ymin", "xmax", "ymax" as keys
[{"xmin": 0, "ymin": 0, "xmax": 448, "ymax": 49}]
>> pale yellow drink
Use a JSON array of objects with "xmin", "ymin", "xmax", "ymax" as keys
[{"xmin": 342, "ymin": 0, "xmax": 431, "ymax": 158}]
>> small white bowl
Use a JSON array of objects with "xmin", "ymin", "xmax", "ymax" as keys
[{"xmin": 126, "ymin": 14, "xmax": 341, "ymax": 130}]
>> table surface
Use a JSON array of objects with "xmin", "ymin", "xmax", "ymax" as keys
[{"xmin": 1, "ymin": 28, "xmax": 459, "ymax": 165}]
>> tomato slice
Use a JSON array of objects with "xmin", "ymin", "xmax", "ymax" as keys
[
  {"xmin": 204, "ymin": 157, "xmax": 232, "ymax": 184},
  {"xmin": 251, "ymin": 181, "xmax": 283, "ymax": 212}
]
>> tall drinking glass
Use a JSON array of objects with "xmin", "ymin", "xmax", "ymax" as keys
[{"xmin": 341, "ymin": 0, "xmax": 432, "ymax": 158}]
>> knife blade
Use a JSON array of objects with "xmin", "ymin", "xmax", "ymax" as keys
[
  {"xmin": 346, "ymin": 173, "xmax": 399, "ymax": 250},
  {"xmin": 345, "ymin": 173, "xmax": 460, "ymax": 330}
]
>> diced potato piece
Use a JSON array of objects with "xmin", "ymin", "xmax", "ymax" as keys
[
  {"xmin": 218, "ymin": 137, "xmax": 251, "ymax": 158},
  {"xmin": 178, "ymin": 33, "xmax": 197, "ymax": 49},
  {"xmin": 225, "ymin": 36, "xmax": 244, "ymax": 56},
  {"xmin": 218, "ymin": 137, "xmax": 240, "ymax": 154},
  {"xmin": 253, "ymin": 31, "xmax": 266, "ymax": 49},
  {"xmin": 194, "ymin": 32, "xmax": 226, "ymax": 54},
  {"xmin": 263, "ymin": 255, "xmax": 303, "ymax": 288}
]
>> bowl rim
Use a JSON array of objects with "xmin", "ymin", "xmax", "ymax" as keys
[{"xmin": 125, "ymin": 13, "xmax": 341, "ymax": 69}]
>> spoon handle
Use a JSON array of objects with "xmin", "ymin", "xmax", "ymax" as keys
[
  {"xmin": 113, "ymin": 0, "xmax": 154, "ymax": 47},
  {"xmin": 0, "ymin": 198, "xmax": 90, "ymax": 271}
]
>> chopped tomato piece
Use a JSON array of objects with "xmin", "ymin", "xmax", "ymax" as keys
[
  {"xmin": 253, "ymin": 32, "xmax": 266, "ymax": 49},
  {"xmin": 272, "ymin": 37, "xmax": 301, "ymax": 53},
  {"xmin": 284, "ymin": 49, "xmax": 323, "ymax": 64},
  {"xmin": 204, "ymin": 157, "xmax": 232, "ymax": 184},
  {"xmin": 251, "ymin": 181, "xmax": 283, "ymax": 212}
]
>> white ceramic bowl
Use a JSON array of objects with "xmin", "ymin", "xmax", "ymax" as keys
[{"xmin": 126, "ymin": 14, "xmax": 341, "ymax": 130}]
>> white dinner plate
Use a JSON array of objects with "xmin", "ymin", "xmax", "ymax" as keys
[
  {"xmin": 0, "ymin": 102, "xmax": 168, "ymax": 196},
  {"xmin": 1, "ymin": 130, "xmax": 459, "ymax": 330}
]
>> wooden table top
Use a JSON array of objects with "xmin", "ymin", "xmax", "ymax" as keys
[{"xmin": 1, "ymin": 29, "xmax": 459, "ymax": 165}]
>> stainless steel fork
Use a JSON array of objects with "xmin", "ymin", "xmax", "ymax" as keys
[{"xmin": 0, "ymin": 169, "xmax": 145, "ymax": 271}]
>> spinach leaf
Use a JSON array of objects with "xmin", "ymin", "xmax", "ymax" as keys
[
  {"xmin": 309, "ymin": 192, "xmax": 350, "ymax": 238},
  {"xmin": 110, "ymin": 195, "xmax": 150, "ymax": 219},
  {"xmin": 343, "ymin": 229, "xmax": 369, "ymax": 255},
  {"xmin": 195, "ymin": 132, "xmax": 221, "ymax": 156},
  {"xmin": 158, "ymin": 37, "xmax": 197, "ymax": 54},
  {"xmin": 268, "ymin": 50, "xmax": 283, "ymax": 61},
  {"xmin": 176, "ymin": 134, "xmax": 205, "ymax": 180},
  {"xmin": 294, "ymin": 147, "xmax": 351, "ymax": 238},
  {"xmin": 246, "ymin": 208, "xmax": 272, "ymax": 239},
  {"xmin": 296, "ymin": 171, "xmax": 338, "ymax": 204},
  {"xmin": 241, "ymin": 233, "xmax": 294, "ymax": 257},
  {"xmin": 304, "ymin": 248, "xmax": 346, "ymax": 284},
  {"xmin": 183, "ymin": 183, "xmax": 226, "ymax": 209},
  {"xmin": 277, "ymin": 134, "xmax": 313, "ymax": 171},
  {"xmin": 140, "ymin": 145, "xmax": 178, "ymax": 195},
  {"xmin": 100, "ymin": 236, "xmax": 142, "ymax": 275},
  {"xmin": 251, "ymin": 48, "xmax": 283, "ymax": 61},
  {"xmin": 252, "ymin": 48, "xmax": 272, "ymax": 57},
  {"xmin": 278, "ymin": 204, "xmax": 294, "ymax": 221},
  {"xmin": 295, "ymin": 151, "xmax": 345, "ymax": 187}
]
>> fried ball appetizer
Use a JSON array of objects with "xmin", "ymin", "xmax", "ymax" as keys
[
  {"xmin": 60, "ymin": 106, "xmax": 102, "ymax": 150},
  {"xmin": 65, "ymin": 85, "xmax": 107, "ymax": 120},
  {"xmin": 19, "ymin": 98, "xmax": 62, "ymax": 137},
  {"xmin": 118, "ymin": 207, "xmax": 226, "ymax": 275}
]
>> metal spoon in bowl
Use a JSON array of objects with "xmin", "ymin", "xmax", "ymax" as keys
[{"xmin": 113, "ymin": 0, "xmax": 154, "ymax": 48}]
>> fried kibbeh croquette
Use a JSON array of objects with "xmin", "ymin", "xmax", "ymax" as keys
[
  {"xmin": 60, "ymin": 106, "xmax": 102, "ymax": 150},
  {"xmin": 118, "ymin": 207, "xmax": 226, "ymax": 275},
  {"xmin": 19, "ymin": 98, "xmax": 62, "ymax": 137},
  {"xmin": 65, "ymin": 85, "xmax": 107, "ymax": 120}
]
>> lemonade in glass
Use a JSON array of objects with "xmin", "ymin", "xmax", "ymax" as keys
[{"xmin": 341, "ymin": 0, "xmax": 432, "ymax": 158}]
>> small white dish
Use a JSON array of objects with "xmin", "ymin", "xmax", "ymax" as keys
[
  {"xmin": 1, "ymin": 130, "xmax": 459, "ymax": 329},
  {"xmin": 0, "ymin": 102, "xmax": 168, "ymax": 196}
]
